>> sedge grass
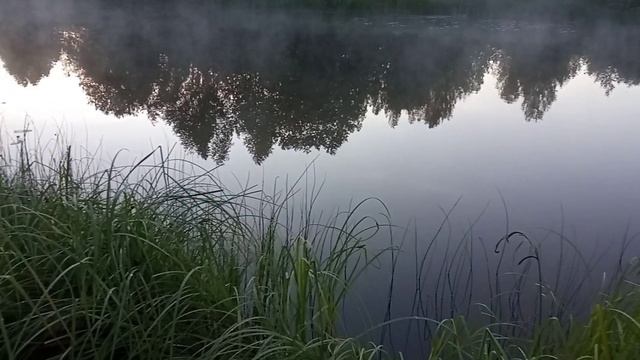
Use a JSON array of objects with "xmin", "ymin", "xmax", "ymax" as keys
[
  {"xmin": 0, "ymin": 140, "xmax": 390, "ymax": 359},
  {"xmin": 427, "ymin": 270, "xmax": 640, "ymax": 360},
  {"xmin": 1, "ymin": 137, "xmax": 640, "ymax": 359}
]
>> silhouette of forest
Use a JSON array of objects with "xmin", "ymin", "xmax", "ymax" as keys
[{"xmin": 1, "ymin": 3, "xmax": 639, "ymax": 163}]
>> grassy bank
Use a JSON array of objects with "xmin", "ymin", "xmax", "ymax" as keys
[
  {"xmin": 429, "ymin": 283, "xmax": 640, "ymax": 359},
  {"xmin": 1, "ymin": 144, "xmax": 639, "ymax": 359},
  {"xmin": 0, "ymin": 144, "xmax": 391, "ymax": 359}
]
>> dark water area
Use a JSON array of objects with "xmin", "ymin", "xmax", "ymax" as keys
[{"xmin": 1, "ymin": 1, "xmax": 640, "ymax": 357}]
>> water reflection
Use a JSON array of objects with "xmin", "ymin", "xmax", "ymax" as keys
[{"xmin": 1, "ymin": 6, "xmax": 640, "ymax": 163}]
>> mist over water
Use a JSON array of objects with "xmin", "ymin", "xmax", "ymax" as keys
[{"xmin": 1, "ymin": 1, "xmax": 640, "ymax": 356}]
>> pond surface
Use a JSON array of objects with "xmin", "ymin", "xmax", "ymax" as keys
[{"xmin": 1, "ymin": 2, "xmax": 640, "ymax": 356}]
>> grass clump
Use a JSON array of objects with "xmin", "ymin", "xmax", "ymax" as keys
[
  {"xmin": 1, "ymin": 138, "xmax": 640, "ymax": 360},
  {"xmin": 427, "ymin": 267, "xmax": 640, "ymax": 360},
  {"xmin": 0, "ymin": 143, "xmax": 387, "ymax": 360}
]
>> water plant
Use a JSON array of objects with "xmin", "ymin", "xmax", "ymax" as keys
[
  {"xmin": 1, "ymin": 134, "xmax": 639, "ymax": 359},
  {"xmin": 0, "ymin": 138, "xmax": 390, "ymax": 359}
]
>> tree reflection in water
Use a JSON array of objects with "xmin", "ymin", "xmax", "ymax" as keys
[{"xmin": 1, "ymin": 5, "xmax": 639, "ymax": 163}]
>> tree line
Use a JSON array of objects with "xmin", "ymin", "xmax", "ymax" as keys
[{"xmin": 1, "ymin": 5, "xmax": 639, "ymax": 163}]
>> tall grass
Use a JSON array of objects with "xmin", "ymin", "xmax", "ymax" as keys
[
  {"xmin": 427, "ymin": 268, "xmax": 640, "ymax": 359},
  {"xmin": 0, "ymin": 137, "xmax": 389, "ymax": 359},
  {"xmin": 1, "ymin": 134, "xmax": 640, "ymax": 359}
]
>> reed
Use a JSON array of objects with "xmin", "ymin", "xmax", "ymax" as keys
[
  {"xmin": 0, "ymin": 139, "xmax": 388, "ymax": 359},
  {"xmin": 1, "ymin": 136, "xmax": 639, "ymax": 359}
]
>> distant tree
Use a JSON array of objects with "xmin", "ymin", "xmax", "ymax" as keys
[{"xmin": 2, "ymin": 3, "xmax": 640, "ymax": 163}]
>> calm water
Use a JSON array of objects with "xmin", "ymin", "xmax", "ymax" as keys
[{"xmin": 2, "ymin": 2, "xmax": 640, "ymax": 356}]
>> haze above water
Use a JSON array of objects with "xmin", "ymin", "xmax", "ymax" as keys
[{"xmin": 1, "ymin": 2, "xmax": 640, "ymax": 356}]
